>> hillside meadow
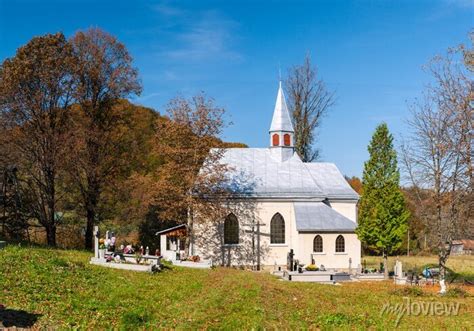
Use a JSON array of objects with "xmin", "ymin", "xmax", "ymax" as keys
[{"xmin": 0, "ymin": 246, "xmax": 473, "ymax": 329}]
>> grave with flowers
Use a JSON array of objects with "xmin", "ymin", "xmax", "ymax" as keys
[{"xmin": 89, "ymin": 226, "xmax": 164, "ymax": 272}]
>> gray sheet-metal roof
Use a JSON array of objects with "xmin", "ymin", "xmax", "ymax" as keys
[
  {"xmin": 269, "ymin": 82, "xmax": 294, "ymax": 132},
  {"xmin": 219, "ymin": 148, "xmax": 359, "ymax": 200},
  {"xmin": 305, "ymin": 163, "xmax": 359, "ymax": 199},
  {"xmin": 294, "ymin": 202, "xmax": 356, "ymax": 232},
  {"xmin": 221, "ymin": 148, "xmax": 324, "ymax": 198}
]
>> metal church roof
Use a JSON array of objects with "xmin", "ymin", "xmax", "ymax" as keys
[
  {"xmin": 294, "ymin": 202, "xmax": 356, "ymax": 232},
  {"xmin": 219, "ymin": 148, "xmax": 359, "ymax": 200},
  {"xmin": 305, "ymin": 163, "xmax": 360, "ymax": 199}
]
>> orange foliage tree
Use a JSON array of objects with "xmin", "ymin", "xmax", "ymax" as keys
[{"xmin": 0, "ymin": 33, "xmax": 77, "ymax": 246}]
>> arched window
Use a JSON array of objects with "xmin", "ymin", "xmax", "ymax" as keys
[
  {"xmin": 283, "ymin": 134, "xmax": 291, "ymax": 146},
  {"xmin": 270, "ymin": 213, "xmax": 285, "ymax": 244},
  {"xmin": 224, "ymin": 213, "xmax": 239, "ymax": 245},
  {"xmin": 313, "ymin": 235, "xmax": 323, "ymax": 252},
  {"xmin": 272, "ymin": 134, "xmax": 280, "ymax": 146},
  {"xmin": 335, "ymin": 235, "xmax": 345, "ymax": 253}
]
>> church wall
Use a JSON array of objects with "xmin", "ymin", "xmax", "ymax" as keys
[
  {"xmin": 191, "ymin": 200, "xmax": 361, "ymax": 270},
  {"xmin": 254, "ymin": 201, "xmax": 299, "ymax": 267},
  {"xmin": 329, "ymin": 201, "xmax": 357, "ymax": 223},
  {"xmin": 298, "ymin": 233, "xmax": 361, "ymax": 270}
]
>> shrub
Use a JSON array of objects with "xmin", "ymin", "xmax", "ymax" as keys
[{"xmin": 305, "ymin": 264, "xmax": 319, "ymax": 271}]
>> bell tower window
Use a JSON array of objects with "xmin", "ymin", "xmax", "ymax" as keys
[
  {"xmin": 283, "ymin": 134, "xmax": 291, "ymax": 146},
  {"xmin": 272, "ymin": 134, "xmax": 280, "ymax": 146}
]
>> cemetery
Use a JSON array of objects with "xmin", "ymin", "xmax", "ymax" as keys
[
  {"xmin": 87, "ymin": 228, "xmax": 451, "ymax": 290},
  {"xmin": 89, "ymin": 227, "xmax": 212, "ymax": 272}
]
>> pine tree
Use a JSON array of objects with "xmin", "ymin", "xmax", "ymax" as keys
[{"xmin": 357, "ymin": 123, "xmax": 409, "ymax": 277}]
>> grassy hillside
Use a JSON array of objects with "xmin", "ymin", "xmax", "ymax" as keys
[{"xmin": 0, "ymin": 246, "xmax": 473, "ymax": 329}]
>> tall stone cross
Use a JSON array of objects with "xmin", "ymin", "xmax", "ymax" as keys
[{"xmin": 243, "ymin": 221, "xmax": 266, "ymax": 271}]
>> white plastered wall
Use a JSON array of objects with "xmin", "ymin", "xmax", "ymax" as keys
[
  {"xmin": 254, "ymin": 201, "xmax": 298, "ymax": 266},
  {"xmin": 329, "ymin": 201, "xmax": 357, "ymax": 222},
  {"xmin": 192, "ymin": 199, "xmax": 361, "ymax": 269},
  {"xmin": 298, "ymin": 233, "xmax": 361, "ymax": 270}
]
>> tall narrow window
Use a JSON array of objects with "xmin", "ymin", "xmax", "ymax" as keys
[
  {"xmin": 224, "ymin": 213, "xmax": 239, "ymax": 245},
  {"xmin": 335, "ymin": 235, "xmax": 345, "ymax": 253},
  {"xmin": 313, "ymin": 235, "xmax": 323, "ymax": 252},
  {"xmin": 272, "ymin": 134, "xmax": 280, "ymax": 146},
  {"xmin": 270, "ymin": 213, "xmax": 285, "ymax": 244},
  {"xmin": 283, "ymin": 134, "xmax": 291, "ymax": 146},
  {"xmin": 179, "ymin": 238, "xmax": 186, "ymax": 251}
]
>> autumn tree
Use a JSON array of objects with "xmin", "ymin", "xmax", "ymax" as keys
[
  {"xmin": 345, "ymin": 176, "xmax": 362, "ymax": 195},
  {"xmin": 401, "ymin": 187, "xmax": 430, "ymax": 254},
  {"xmin": 0, "ymin": 33, "xmax": 76, "ymax": 246},
  {"xmin": 357, "ymin": 124, "xmax": 409, "ymax": 278},
  {"xmin": 148, "ymin": 93, "xmax": 234, "ymax": 254},
  {"xmin": 69, "ymin": 28, "xmax": 141, "ymax": 249},
  {"xmin": 401, "ymin": 43, "xmax": 472, "ymax": 292},
  {"xmin": 285, "ymin": 54, "xmax": 335, "ymax": 161},
  {"xmin": 102, "ymin": 101, "xmax": 159, "ymax": 227}
]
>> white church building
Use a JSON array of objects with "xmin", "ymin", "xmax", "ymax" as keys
[{"xmin": 161, "ymin": 83, "xmax": 361, "ymax": 271}]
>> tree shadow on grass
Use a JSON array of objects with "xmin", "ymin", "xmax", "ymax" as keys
[{"xmin": 0, "ymin": 309, "xmax": 41, "ymax": 328}]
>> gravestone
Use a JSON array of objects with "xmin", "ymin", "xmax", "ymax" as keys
[
  {"xmin": 394, "ymin": 260, "xmax": 403, "ymax": 278},
  {"xmin": 394, "ymin": 260, "xmax": 407, "ymax": 285},
  {"xmin": 93, "ymin": 226, "xmax": 99, "ymax": 259},
  {"xmin": 287, "ymin": 249, "xmax": 294, "ymax": 271}
]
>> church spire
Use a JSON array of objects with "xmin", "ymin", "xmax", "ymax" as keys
[
  {"xmin": 269, "ymin": 81, "xmax": 294, "ymax": 133},
  {"xmin": 269, "ymin": 81, "xmax": 295, "ymax": 161}
]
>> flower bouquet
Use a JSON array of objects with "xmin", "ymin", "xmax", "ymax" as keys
[{"xmin": 98, "ymin": 238, "xmax": 106, "ymax": 259}]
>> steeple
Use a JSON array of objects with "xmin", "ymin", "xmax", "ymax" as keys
[
  {"xmin": 269, "ymin": 81, "xmax": 295, "ymax": 161},
  {"xmin": 269, "ymin": 81, "xmax": 294, "ymax": 134}
]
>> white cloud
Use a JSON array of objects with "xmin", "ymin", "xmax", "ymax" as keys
[
  {"xmin": 443, "ymin": 0, "xmax": 474, "ymax": 8},
  {"xmin": 425, "ymin": 0, "xmax": 474, "ymax": 22},
  {"xmin": 151, "ymin": 4, "xmax": 242, "ymax": 62},
  {"xmin": 135, "ymin": 92, "xmax": 161, "ymax": 102},
  {"xmin": 151, "ymin": 3, "xmax": 185, "ymax": 17}
]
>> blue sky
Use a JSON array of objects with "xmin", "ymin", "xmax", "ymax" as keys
[{"xmin": 0, "ymin": 0, "xmax": 472, "ymax": 177}]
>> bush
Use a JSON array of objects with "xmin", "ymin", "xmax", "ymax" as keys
[{"xmin": 305, "ymin": 264, "xmax": 319, "ymax": 271}]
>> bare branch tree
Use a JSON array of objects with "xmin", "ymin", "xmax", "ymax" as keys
[
  {"xmin": 285, "ymin": 54, "xmax": 335, "ymax": 161},
  {"xmin": 401, "ymin": 45, "xmax": 473, "ymax": 293}
]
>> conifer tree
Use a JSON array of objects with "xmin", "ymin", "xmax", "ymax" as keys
[{"xmin": 357, "ymin": 123, "xmax": 409, "ymax": 277}]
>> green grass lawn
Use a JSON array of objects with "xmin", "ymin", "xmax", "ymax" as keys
[{"xmin": 1, "ymin": 246, "xmax": 473, "ymax": 329}]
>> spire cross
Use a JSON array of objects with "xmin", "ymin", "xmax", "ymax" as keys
[{"xmin": 278, "ymin": 62, "xmax": 282, "ymax": 83}]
